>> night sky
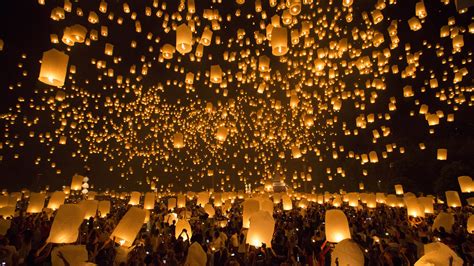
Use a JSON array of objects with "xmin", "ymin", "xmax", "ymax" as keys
[{"xmin": 0, "ymin": 0, "xmax": 473, "ymax": 193}]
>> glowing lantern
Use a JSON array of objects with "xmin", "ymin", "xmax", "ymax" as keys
[
  {"xmin": 105, "ymin": 43, "xmax": 113, "ymax": 56},
  {"xmin": 69, "ymin": 24, "xmax": 87, "ymax": 43},
  {"xmin": 348, "ymin": 193, "xmax": 359, "ymax": 207},
  {"xmin": 0, "ymin": 39, "xmax": 3, "ymax": 51},
  {"xmin": 80, "ymin": 200, "xmax": 98, "ymax": 219},
  {"xmin": 458, "ymin": 176, "xmax": 473, "ymax": 193},
  {"xmin": 51, "ymin": 245, "xmax": 88, "ymax": 266},
  {"xmin": 197, "ymin": 192, "xmax": 209, "ymax": 206},
  {"xmin": 445, "ymin": 191, "xmax": 461, "ymax": 208},
  {"xmin": 259, "ymin": 198, "xmax": 274, "ymax": 215},
  {"xmin": 246, "ymin": 211, "xmax": 275, "ymax": 247},
  {"xmin": 394, "ymin": 184, "xmax": 404, "ymax": 195},
  {"xmin": 418, "ymin": 197, "xmax": 434, "ymax": 214},
  {"xmin": 70, "ymin": 175, "xmax": 83, "ymax": 191},
  {"xmin": 110, "ymin": 207, "xmax": 146, "ymax": 247},
  {"xmin": 271, "ymin": 27, "xmax": 288, "ymax": 56},
  {"xmin": 288, "ymin": 0, "xmax": 301, "ymax": 15},
  {"xmin": 47, "ymin": 191, "xmax": 65, "ymax": 210},
  {"xmin": 48, "ymin": 204, "xmax": 84, "ymax": 243},
  {"xmin": 366, "ymin": 194, "xmax": 377, "ymax": 208},
  {"xmin": 332, "ymin": 239, "xmax": 364, "ymax": 266},
  {"xmin": 176, "ymin": 24, "xmax": 192, "ymax": 54},
  {"xmin": 27, "ymin": 193, "xmax": 46, "ymax": 213},
  {"xmin": 177, "ymin": 194, "xmax": 186, "ymax": 208},
  {"xmin": 98, "ymin": 200, "xmax": 110, "ymax": 217},
  {"xmin": 405, "ymin": 197, "xmax": 425, "ymax": 218},
  {"xmin": 175, "ymin": 219, "xmax": 192, "ymax": 241},
  {"xmin": 437, "ymin": 149, "xmax": 447, "ymax": 160},
  {"xmin": 282, "ymin": 194, "xmax": 292, "ymax": 210},
  {"xmin": 325, "ymin": 209, "xmax": 351, "ymax": 243},
  {"xmin": 200, "ymin": 28, "xmax": 213, "ymax": 46},
  {"xmin": 415, "ymin": 2, "xmax": 427, "ymax": 18},
  {"xmin": 258, "ymin": 55, "xmax": 270, "ymax": 72},
  {"xmin": 210, "ymin": 65, "xmax": 222, "ymax": 83},
  {"xmin": 0, "ymin": 206, "xmax": 15, "ymax": 218},
  {"xmin": 38, "ymin": 49, "xmax": 69, "ymax": 87},
  {"xmin": 144, "ymin": 192, "xmax": 155, "ymax": 210},
  {"xmin": 433, "ymin": 212, "xmax": 455, "ymax": 233},
  {"xmin": 161, "ymin": 44, "xmax": 175, "ymax": 59},
  {"xmin": 216, "ymin": 126, "xmax": 228, "ymax": 141},
  {"xmin": 468, "ymin": 215, "xmax": 474, "ymax": 234},
  {"xmin": 342, "ymin": 0, "xmax": 353, "ymax": 7},
  {"xmin": 415, "ymin": 242, "xmax": 463, "ymax": 266},
  {"xmin": 129, "ymin": 191, "xmax": 141, "ymax": 205},
  {"xmin": 173, "ymin": 133, "xmax": 185, "ymax": 148},
  {"xmin": 243, "ymin": 199, "xmax": 260, "ymax": 228},
  {"xmin": 204, "ymin": 203, "xmax": 215, "ymax": 218},
  {"xmin": 291, "ymin": 146, "xmax": 302, "ymax": 159},
  {"xmin": 408, "ymin": 17, "xmax": 422, "ymax": 31}
]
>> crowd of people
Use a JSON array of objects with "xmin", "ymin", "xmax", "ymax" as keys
[{"xmin": 0, "ymin": 192, "xmax": 473, "ymax": 265}]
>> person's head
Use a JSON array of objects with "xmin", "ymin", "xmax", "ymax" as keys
[{"xmin": 191, "ymin": 233, "xmax": 203, "ymax": 244}]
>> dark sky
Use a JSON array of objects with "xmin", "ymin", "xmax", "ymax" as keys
[{"xmin": 0, "ymin": 0, "xmax": 473, "ymax": 193}]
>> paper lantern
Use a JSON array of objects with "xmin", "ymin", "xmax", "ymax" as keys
[
  {"xmin": 80, "ymin": 200, "xmax": 98, "ymax": 219},
  {"xmin": 70, "ymin": 175, "xmax": 83, "ymax": 191},
  {"xmin": 197, "ymin": 192, "xmax": 209, "ymax": 206},
  {"xmin": 288, "ymin": 0, "xmax": 301, "ymax": 15},
  {"xmin": 418, "ymin": 197, "xmax": 434, "ymax": 214},
  {"xmin": 246, "ymin": 211, "xmax": 275, "ymax": 248},
  {"xmin": 468, "ymin": 215, "xmax": 474, "ymax": 234},
  {"xmin": 185, "ymin": 241, "xmax": 207, "ymax": 266},
  {"xmin": 144, "ymin": 192, "xmax": 155, "ymax": 210},
  {"xmin": 273, "ymin": 193, "xmax": 281, "ymax": 204},
  {"xmin": 161, "ymin": 44, "xmax": 175, "ymax": 59},
  {"xmin": 415, "ymin": 1, "xmax": 427, "ymax": 18},
  {"xmin": 47, "ymin": 191, "xmax": 65, "ymax": 210},
  {"xmin": 258, "ymin": 55, "xmax": 270, "ymax": 72},
  {"xmin": 348, "ymin": 193, "xmax": 359, "ymax": 207},
  {"xmin": 176, "ymin": 24, "xmax": 192, "ymax": 54},
  {"xmin": 394, "ymin": 184, "xmax": 404, "ymax": 195},
  {"xmin": 437, "ymin": 149, "xmax": 447, "ymax": 160},
  {"xmin": 168, "ymin": 197, "xmax": 177, "ymax": 210},
  {"xmin": 282, "ymin": 194, "xmax": 292, "ymax": 210},
  {"xmin": 458, "ymin": 176, "xmax": 473, "ymax": 193},
  {"xmin": 216, "ymin": 126, "xmax": 228, "ymax": 141},
  {"xmin": 271, "ymin": 27, "xmax": 288, "ymax": 56},
  {"xmin": 445, "ymin": 191, "xmax": 461, "ymax": 208},
  {"xmin": 0, "ymin": 206, "xmax": 15, "ymax": 218},
  {"xmin": 51, "ymin": 245, "xmax": 88, "ymax": 266},
  {"xmin": 98, "ymin": 200, "xmax": 110, "ymax": 217},
  {"xmin": 366, "ymin": 194, "xmax": 377, "ymax": 208},
  {"xmin": 259, "ymin": 198, "xmax": 274, "ymax": 215},
  {"xmin": 342, "ymin": 0, "xmax": 353, "ymax": 7},
  {"xmin": 243, "ymin": 199, "xmax": 260, "ymax": 228},
  {"xmin": 129, "ymin": 191, "xmax": 141, "ymax": 205},
  {"xmin": 291, "ymin": 146, "xmax": 302, "ymax": 159},
  {"xmin": 48, "ymin": 204, "xmax": 84, "ymax": 243},
  {"xmin": 200, "ymin": 27, "xmax": 213, "ymax": 46},
  {"xmin": 173, "ymin": 133, "xmax": 185, "ymax": 148},
  {"xmin": 175, "ymin": 219, "xmax": 192, "ymax": 241},
  {"xmin": 165, "ymin": 212, "xmax": 178, "ymax": 225},
  {"xmin": 332, "ymin": 239, "xmax": 364, "ymax": 266},
  {"xmin": 405, "ymin": 197, "xmax": 425, "ymax": 218},
  {"xmin": 38, "ymin": 49, "xmax": 69, "ymax": 87},
  {"xmin": 177, "ymin": 194, "xmax": 186, "ymax": 208},
  {"xmin": 69, "ymin": 24, "xmax": 87, "ymax": 43},
  {"xmin": 210, "ymin": 65, "xmax": 223, "ymax": 84},
  {"xmin": 408, "ymin": 17, "xmax": 422, "ymax": 31},
  {"xmin": 325, "ymin": 209, "xmax": 351, "ymax": 243},
  {"xmin": 433, "ymin": 212, "xmax": 455, "ymax": 233},
  {"xmin": 415, "ymin": 242, "xmax": 463, "ymax": 266},
  {"xmin": 0, "ymin": 196, "xmax": 8, "ymax": 208},
  {"xmin": 111, "ymin": 207, "xmax": 146, "ymax": 247},
  {"xmin": 0, "ymin": 38, "xmax": 3, "ymax": 51},
  {"xmin": 204, "ymin": 203, "xmax": 215, "ymax": 218},
  {"xmin": 27, "ymin": 193, "xmax": 46, "ymax": 213}
]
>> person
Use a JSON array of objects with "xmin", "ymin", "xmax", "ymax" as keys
[
  {"xmin": 0, "ymin": 236, "xmax": 18, "ymax": 265},
  {"xmin": 185, "ymin": 233, "xmax": 207, "ymax": 266}
]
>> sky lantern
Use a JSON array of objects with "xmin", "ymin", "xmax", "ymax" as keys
[
  {"xmin": 144, "ymin": 192, "xmax": 155, "ymax": 210},
  {"xmin": 47, "ymin": 191, "xmax": 65, "ymax": 210},
  {"xmin": 405, "ymin": 197, "xmax": 425, "ymax": 218},
  {"xmin": 332, "ymin": 239, "xmax": 364, "ymax": 266},
  {"xmin": 437, "ymin": 149, "xmax": 447, "ymax": 160},
  {"xmin": 288, "ymin": 0, "xmax": 302, "ymax": 16},
  {"xmin": 200, "ymin": 27, "xmax": 213, "ymax": 46},
  {"xmin": 175, "ymin": 219, "xmax": 192, "ymax": 241},
  {"xmin": 80, "ymin": 200, "xmax": 98, "ymax": 219},
  {"xmin": 246, "ymin": 211, "xmax": 275, "ymax": 247},
  {"xmin": 204, "ymin": 203, "xmax": 215, "ymax": 217},
  {"xmin": 216, "ymin": 126, "xmax": 228, "ymax": 142},
  {"xmin": 394, "ymin": 184, "xmax": 404, "ymax": 195},
  {"xmin": 210, "ymin": 65, "xmax": 223, "ymax": 83},
  {"xmin": 173, "ymin": 133, "xmax": 185, "ymax": 148},
  {"xmin": 98, "ymin": 200, "xmax": 110, "ymax": 217},
  {"xmin": 271, "ymin": 27, "xmax": 288, "ymax": 56},
  {"xmin": 282, "ymin": 194, "xmax": 292, "ymax": 210},
  {"xmin": 129, "ymin": 191, "xmax": 141, "ymax": 205},
  {"xmin": 197, "ymin": 192, "xmax": 209, "ymax": 206},
  {"xmin": 243, "ymin": 198, "xmax": 260, "ymax": 228},
  {"xmin": 176, "ymin": 24, "xmax": 193, "ymax": 54},
  {"xmin": 433, "ymin": 212, "xmax": 455, "ymax": 233},
  {"xmin": 161, "ymin": 44, "xmax": 175, "ymax": 59},
  {"xmin": 418, "ymin": 197, "xmax": 434, "ymax": 214},
  {"xmin": 415, "ymin": 242, "xmax": 463, "ymax": 266},
  {"xmin": 110, "ymin": 207, "xmax": 146, "ymax": 247},
  {"xmin": 445, "ymin": 191, "xmax": 461, "ymax": 208},
  {"xmin": 38, "ymin": 49, "xmax": 69, "ymax": 87},
  {"xmin": 325, "ymin": 209, "xmax": 351, "ymax": 243},
  {"xmin": 47, "ymin": 204, "xmax": 84, "ymax": 243},
  {"xmin": 468, "ymin": 215, "xmax": 474, "ymax": 234},
  {"xmin": 177, "ymin": 194, "xmax": 186, "ymax": 208},
  {"xmin": 168, "ymin": 197, "xmax": 177, "ymax": 210},
  {"xmin": 458, "ymin": 176, "xmax": 473, "ymax": 193},
  {"xmin": 26, "ymin": 193, "xmax": 46, "ymax": 213}
]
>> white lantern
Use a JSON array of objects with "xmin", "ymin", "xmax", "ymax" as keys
[
  {"xmin": 414, "ymin": 242, "xmax": 463, "ymax": 266},
  {"xmin": 246, "ymin": 211, "xmax": 275, "ymax": 247},
  {"xmin": 467, "ymin": 215, "xmax": 474, "ymax": 234},
  {"xmin": 243, "ymin": 199, "xmax": 260, "ymax": 228},
  {"xmin": 110, "ymin": 207, "xmax": 146, "ymax": 247},
  {"xmin": 325, "ymin": 209, "xmax": 351, "ymax": 243},
  {"xmin": 405, "ymin": 197, "xmax": 425, "ymax": 218},
  {"xmin": 70, "ymin": 175, "xmax": 83, "ymax": 191},
  {"xmin": 47, "ymin": 191, "xmax": 66, "ymax": 210},
  {"xmin": 197, "ymin": 192, "xmax": 209, "ymax": 206},
  {"xmin": 38, "ymin": 49, "xmax": 69, "ymax": 87},
  {"xmin": 204, "ymin": 203, "xmax": 215, "ymax": 218},
  {"xmin": 144, "ymin": 192, "xmax": 155, "ymax": 210},
  {"xmin": 282, "ymin": 194, "xmax": 292, "ymax": 210},
  {"xmin": 27, "ymin": 193, "xmax": 46, "ymax": 213},
  {"xmin": 176, "ymin": 24, "xmax": 193, "ymax": 54},
  {"xmin": 129, "ymin": 191, "xmax": 141, "ymax": 205},
  {"xmin": 445, "ymin": 191, "xmax": 461, "ymax": 208},
  {"xmin": 394, "ymin": 184, "xmax": 404, "ymax": 195},
  {"xmin": 48, "ymin": 204, "xmax": 84, "ymax": 243},
  {"xmin": 79, "ymin": 200, "xmax": 98, "ymax": 219},
  {"xmin": 175, "ymin": 219, "xmax": 193, "ymax": 241},
  {"xmin": 433, "ymin": 212, "xmax": 455, "ymax": 233},
  {"xmin": 458, "ymin": 176, "xmax": 473, "ymax": 193},
  {"xmin": 271, "ymin": 27, "xmax": 288, "ymax": 56},
  {"xmin": 177, "ymin": 194, "xmax": 186, "ymax": 208},
  {"xmin": 332, "ymin": 239, "xmax": 364, "ymax": 266},
  {"xmin": 98, "ymin": 200, "xmax": 110, "ymax": 217},
  {"xmin": 51, "ymin": 245, "xmax": 88, "ymax": 266}
]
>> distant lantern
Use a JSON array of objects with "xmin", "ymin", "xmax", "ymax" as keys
[
  {"xmin": 325, "ymin": 209, "xmax": 351, "ymax": 243},
  {"xmin": 48, "ymin": 204, "xmax": 84, "ymax": 243},
  {"xmin": 204, "ymin": 203, "xmax": 215, "ymax": 218},
  {"xmin": 185, "ymin": 72, "xmax": 194, "ymax": 85},
  {"xmin": 187, "ymin": 0, "xmax": 196, "ymax": 13},
  {"xmin": 332, "ymin": 239, "xmax": 364, "ymax": 266},
  {"xmin": 271, "ymin": 27, "xmax": 288, "ymax": 56},
  {"xmin": 366, "ymin": 194, "xmax": 377, "ymax": 208},
  {"xmin": 144, "ymin": 192, "xmax": 155, "ymax": 210},
  {"xmin": 105, "ymin": 43, "xmax": 114, "ymax": 56},
  {"xmin": 47, "ymin": 191, "xmax": 65, "ymax": 210},
  {"xmin": 0, "ymin": 38, "xmax": 4, "ymax": 51},
  {"xmin": 282, "ymin": 194, "xmax": 292, "ymax": 210},
  {"xmin": 408, "ymin": 17, "xmax": 422, "ymax": 31},
  {"xmin": 80, "ymin": 200, "xmax": 98, "ymax": 219},
  {"xmin": 197, "ymin": 192, "xmax": 209, "ymax": 206},
  {"xmin": 176, "ymin": 24, "xmax": 192, "ymax": 54},
  {"xmin": 405, "ymin": 197, "xmax": 425, "ymax": 218},
  {"xmin": 210, "ymin": 65, "xmax": 223, "ymax": 83},
  {"xmin": 291, "ymin": 146, "xmax": 302, "ymax": 159},
  {"xmin": 216, "ymin": 126, "xmax": 228, "ymax": 141},
  {"xmin": 27, "ymin": 193, "xmax": 46, "ymax": 213},
  {"xmin": 98, "ymin": 200, "xmax": 110, "ymax": 217},
  {"xmin": 175, "ymin": 219, "xmax": 192, "ymax": 241},
  {"xmin": 394, "ymin": 184, "xmax": 404, "ymax": 195},
  {"xmin": 342, "ymin": 0, "xmax": 353, "ymax": 7},
  {"xmin": 168, "ymin": 198, "xmax": 177, "ymax": 210},
  {"xmin": 177, "ymin": 194, "xmax": 186, "ymax": 208},
  {"xmin": 246, "ymin": 211, "xmax": 275, "ymax": 247},
  {"xmin": 173, "ymin": 133, "xmax": 185, "ymax": 148},
  {"xmin": 38, "ymin": 49, "xmax": 69, "ymax": 87},
  {"xmin": 369, "ymin": 151, "xmax": 378, "ymax": 163},
  {"xmin": 161, "ymin": 44, "xmax": 175, "ymax": 59},
  {"xmin": 415, "ymin": 1, "xmax": 427, "ymax": 18},
  {"xmin": 418, "ymin": 197, "xmax": 434, "ymax": 214},
  {"xmin": 110, "ymin": 207, "xmax": 146, "ymax": 247},
  {"xmin": 129, "ymin": 191, "xmax": 141, "ymax": 205},
  {"xmin": 445, "ymin": 191, "xmax": 461, "ymax": 208},
  {"xmin": 200, "ymin": 27, "xmax": 213, "ymax": 46},
  {"xmin": 243, "ymin": 199, "xmax": 260, "ymax": 228},
  {"xmin": 437, "ymin": 149, "xmax": 447, "ymax": 160},
  {"xmin": 288, "ymin": 0, "xmax": 302, "ymax": 15},
  {"xmin": 258, "ymin": 55, "xmax": 270, "ymax": 72},
  {"xmin": 458, "ymin": 176, "xmax": 473, "ymax": 193},
  {"xmin": 70, "ymin": 24, "xmax": 87, "ymax": 43},
  {"xmin": 348, "ymin": 192, "xmax": 359, "ymax": 207}
]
